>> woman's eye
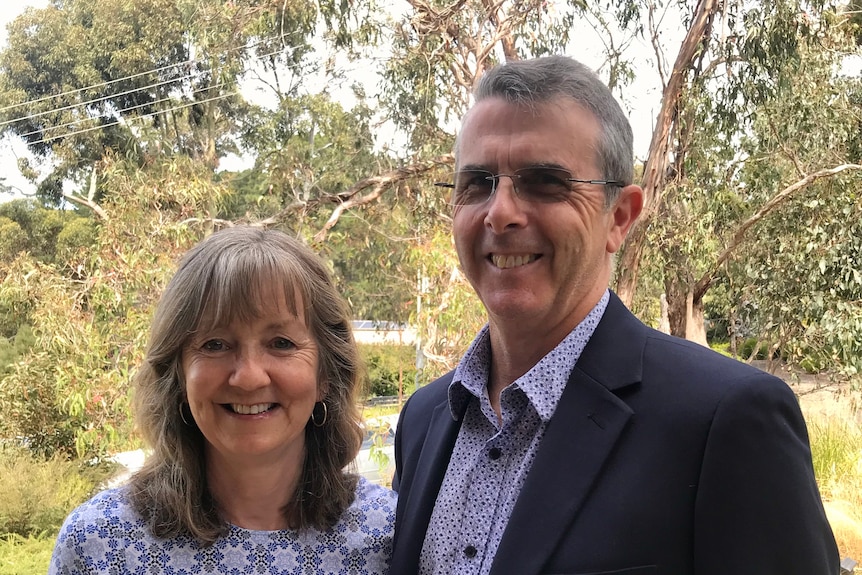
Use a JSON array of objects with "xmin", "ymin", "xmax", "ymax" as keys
[
  {"xmin": 272, "ymin": 337, "xmax": 295, "ymax": 350},
  {"xmin": 202, "ymin": 339, "xmax": 225, "ymax": 352}
]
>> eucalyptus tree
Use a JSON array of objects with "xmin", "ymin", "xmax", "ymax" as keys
[
  {"xmin": 612, "ymin": 0, "xmax": 862, "ymax": 343},
  {"xmin": 0, "ymin": 0, "xmax": 379, "ymax": 459},
  {"xmin": 614, "ymin": 0, "xmax": 862, "ymax": 358},
  {"xmin": 0, "ymin": 0, "xmax": 322, "ymax": 209},
  {"xmin": 347, "ymin": 0, "xmax": 644, "ymax": 368}
]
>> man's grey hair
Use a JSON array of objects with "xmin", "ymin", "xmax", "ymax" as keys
[{"xmin": 459, "ymin": 55, "xmax": 635, "ymax": 204}]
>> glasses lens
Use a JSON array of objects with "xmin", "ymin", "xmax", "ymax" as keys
[
  {"xmin": 453, "ymin": 170, "xmax": 495, "ymax": 205},
  {"xmin": 515, "ymin": 168, "xmax": 573, "ymax": 202}
]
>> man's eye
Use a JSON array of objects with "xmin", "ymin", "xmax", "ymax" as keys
[
  {"xmin": 456, "ymin": 172, "xmax": 494, "ymax": 201},
  {"xmin": 521, "ymin": 169, "xmax": 567, "ymax": 187},
  {"xmin": 272, "ymin": 337, "xmax": 295, "ymax": 350}
]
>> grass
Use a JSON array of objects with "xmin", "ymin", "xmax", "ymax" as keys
[
  {"xmin": 806, "ymin": 405, "xmax": 862, "ymax": 562},
  {"xmin": 0, "ymin": 534, "xmax": 54, "ymax": 574},
  {"xmin": 359, "ymin": 402, "xmax": 403, "ymax": 422},
  {"xmin": 0, "ymin": 447, "xmax": 98, "ymax": 538}
]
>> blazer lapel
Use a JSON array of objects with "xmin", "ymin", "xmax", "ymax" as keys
[
  {"xmin": 489, "ymin": 371, "xmax": 634, "ymax": 575},
  {"xmin": 489, "ymin": 293, "xmax": 646, "ymax": 575},
  {"xmin": 393, "ymin": 399, "xmax": 463, "ymax": 571}
]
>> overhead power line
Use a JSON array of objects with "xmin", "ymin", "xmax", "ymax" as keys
[
  {"xmin": 23, "ymin": 89, "xmax": 242, "ymax": 148},
  {"xmin": 0, "ymin": 44, "xmax": 303, "ymax": 140},
  {"xmin": 13, "ymin": 81, "xmax": 230, "ymax": 141},
  {"xmin": 0, "ymin": 30, "xmax": 304, "ymax": 116}
]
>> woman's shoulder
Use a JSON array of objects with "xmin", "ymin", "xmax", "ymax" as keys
[
  {"xmin": 49, "ymin": 487, "xmax": 148, "ymax": 573},
  {"xmin": 333, "ymin": 476, "xmax": 396, "ymax": 538},
  {"xmin": 321, "ymin": 477, "xmax": 395, "ymax": 529},
  {"xmin": 59, "ymin": 487, "xmax": 138, "ymax": 528},
  {"xmin": 353, "ymin": 476, "xmax": 397, "ymax": 512}
]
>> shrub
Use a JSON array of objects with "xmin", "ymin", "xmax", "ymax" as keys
[
  {"xmin": 737, "ymin": 337, "xmax": 776, "ymax": 360},
  {"xmin": 808, "ymin": 416, "xmax": 862, "ymax": 490},
  {"xmin": 0, "ymin": 447, "xmax": 98, "ymax": 537},
  {"xmin": 360, "ymin": 344, "xmax": 421, "ymax": 397},
  {"xmin": 807, "ymin": 413, "xmax": 862, "ymax": 562}
]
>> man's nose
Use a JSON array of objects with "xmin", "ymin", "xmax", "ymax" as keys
[{"xmin": 484, "ymin": 176, "xmax": 528, "ymax": 233}]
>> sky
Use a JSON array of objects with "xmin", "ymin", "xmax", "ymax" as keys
[
  {"xmin": 0, "ymin": 1, "xmax": 666, "ymax": 203},
  {"xmin": 1, "ymin": 1, "xmax": 49, "ymax": 200}
]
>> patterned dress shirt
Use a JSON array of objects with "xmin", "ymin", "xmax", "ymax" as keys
[{"xmin": 419, "ymin": 290, "xmax": 609, "ymax": 575}]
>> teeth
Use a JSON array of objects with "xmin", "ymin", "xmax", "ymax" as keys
[
  {"xmin": 230, "ymin": 403, "xmax": 275, "ymax": 415},
  {"xmin": 491, "ymin": 254, "xmax": 537, "ymax": 269}
]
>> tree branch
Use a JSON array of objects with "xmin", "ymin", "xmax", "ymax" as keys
[
  {"xmin": 61, "ymin": 192, "xmax": 110, "ymax": 221},
  {"xmin": 692, "ymin": 163, "xmax": 862, "ymax": 300},
  {"xmin": 313, "ymin": 154, "xmax": 454, "ymax": 241}
]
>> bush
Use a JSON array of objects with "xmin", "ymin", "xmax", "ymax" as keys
[
  {"xmin": 807, "ymin": 413, "xmax": 862, "ymax": 562},
  {"xmin": 0, "ymin": 447, "xmax": 97, "ymax": 537},
  {"xmin": 737, "ymin": 337, "xmax": 777, "ymax": 360},
  {"xmin": 808, "ymin": 417, "xmax": 862, "ymax": 488},
  {"xmin": 359, "ymin": 344, "xmax": 421, "ymax": 397}
]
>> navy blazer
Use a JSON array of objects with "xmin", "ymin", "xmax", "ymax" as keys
[{"xmin": 391, "ymin": 292, "xmax": 838, "ymax": 575}]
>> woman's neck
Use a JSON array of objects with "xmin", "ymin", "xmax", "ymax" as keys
[{"xmin": 206, "ymin": 451, "xmax": 304, "ymax": 531}]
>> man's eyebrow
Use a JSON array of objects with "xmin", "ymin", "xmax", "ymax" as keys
[
  {"xmin": 457, "ymin": 164, "xmax": 493, "ymax": 172},
  {"xmin": 526, "ymin": 162, "xmax": 568, "ymax": 170}
]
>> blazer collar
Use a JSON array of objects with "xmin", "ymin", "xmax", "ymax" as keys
[{"xmin": 392, "ymin": 389, "xmax": 464, "ymax": 571}]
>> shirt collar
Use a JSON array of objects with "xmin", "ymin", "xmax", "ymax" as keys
[{"xmin": 447, "ymin": 289, "xmax": 610, "ymax": 422}]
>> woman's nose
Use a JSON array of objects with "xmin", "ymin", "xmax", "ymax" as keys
[{"xmin": 229, "ymin": 350, "xmax": 270, "ymax": 390}]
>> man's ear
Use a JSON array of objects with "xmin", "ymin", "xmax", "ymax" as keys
[{"xmin": 606, "ymin": 184, "xmax": 644, "ymax": 253}]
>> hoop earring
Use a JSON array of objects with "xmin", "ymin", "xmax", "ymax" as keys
[
  {"xmin": 311, "ymin": 401, "xmax": 328, "ymax": 427},
  {"xmin": 179, "ymin": 402, "xmax": 192, "ymax": 426}
]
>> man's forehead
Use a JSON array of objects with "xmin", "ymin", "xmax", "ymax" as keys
[{"xmin": 456, "ymin": 97, "xmax": 601, "ymax": 170}]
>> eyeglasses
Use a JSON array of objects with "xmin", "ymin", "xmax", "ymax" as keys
[{"xmin": 435, "ymin": 167, "xmax": 626, "ymax": 206}]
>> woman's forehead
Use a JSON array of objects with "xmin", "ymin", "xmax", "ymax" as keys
[{"xmin": 197, "ymin": 275, "xmax": 305, "ymax": 328}]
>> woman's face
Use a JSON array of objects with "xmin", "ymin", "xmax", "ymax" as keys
[{"xmin": 181, "ymin": 286, "xmax": 321, "ymax": 470}]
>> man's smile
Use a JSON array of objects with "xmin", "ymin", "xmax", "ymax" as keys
[{"xmin": 489, "ymin": 254, "xmax": 540, "ymax": 269}]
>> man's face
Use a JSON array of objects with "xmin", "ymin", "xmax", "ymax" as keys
[{"xmin": 452, "ymin": 96, "xmax": 640, "ymax": 342}]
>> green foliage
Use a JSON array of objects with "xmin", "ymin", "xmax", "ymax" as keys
[
  {"xmin": 406, "ymin": 225, "xmax": 486, "ymax": 373},
  {"xmin": 360, "ymin": 344, "xmax": 421, "ymax": 397},
  {"xmin": 0, "ymin": 325, "xmax": 35, "ymax": 378},
  {"xmin": 737, "ymin": 337, "xmax": 774, "ymax": 360},
  {"xmin": 0, "ymin": 199, "xmax": 92, "ymax": 264},
  {"xmin": 0, "ymin": 534, "xmax": 54, "ymax": 575},
  {"xmin": 0, "ymin": 156, "xmax": 217, "ymax": 460},
  {"xmin": 0, "ymin": 447, "xmax": 98, "ymax": 537}
]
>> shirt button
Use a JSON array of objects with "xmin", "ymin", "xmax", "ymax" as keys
[
  {"xmin": 488, "ymin": 447, "xmax": 502, "ymax": 460},
  {"xmin": 464, "ymin": 545, "xmax": 478, "ymax": 558}
]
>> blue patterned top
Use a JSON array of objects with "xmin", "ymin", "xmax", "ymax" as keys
[{"xmin": 49, "ymin": 476, "xmax": 397, "ymax": 575}]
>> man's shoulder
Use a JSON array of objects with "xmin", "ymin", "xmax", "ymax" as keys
[
  {"xmin": 396, "ymin": 371, "xmax": 454, "ymax": 439},
  {"xmin": 406, "ymin": 370, "xmax": 454, "ymax": 409},
  {"xmin": 643, "ymin": 329, "xmax": 769, "ymax": 377}
]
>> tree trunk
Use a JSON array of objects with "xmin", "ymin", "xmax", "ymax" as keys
[
  {"xmin": 686, "ymin": 293, "xmax": 708, "ymax": 346},
  {"xmin": 615, "ymin": 0, "xmax": 721, "ymax": 307},
  {"xmin": 666, "ymin": 274, "xmax": 708, "ymax": 346}
]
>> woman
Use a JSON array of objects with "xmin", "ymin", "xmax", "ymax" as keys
[{"xmin": 50, "ymin": 226, "xmax": 396, "ymax": 574}]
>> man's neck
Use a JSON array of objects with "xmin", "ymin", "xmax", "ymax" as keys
[{"xmin": 484, "ymin": 290, "xmax": 608, "ymax": 418}]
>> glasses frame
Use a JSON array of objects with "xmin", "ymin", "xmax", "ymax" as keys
[{"xmin": 434, "ymin": 167, "xmax": 627, "ymax": 206}]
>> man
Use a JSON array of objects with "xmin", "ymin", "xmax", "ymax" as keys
[{"xmin": 391, "ymin": 55, "xmax": 838, "ymax": 575}]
